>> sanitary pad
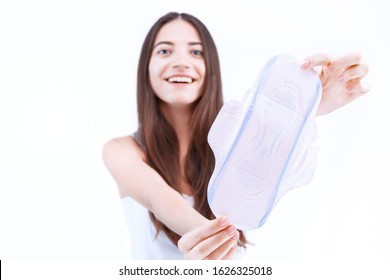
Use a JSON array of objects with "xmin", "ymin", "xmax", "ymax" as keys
[{"xmin": 207, "ymin": 54, "xmax": 322, "ymax": 230}]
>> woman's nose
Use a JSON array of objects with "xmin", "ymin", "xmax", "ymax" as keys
[
  {"xmin": 172, "ymin": 52, "xmax": 190, "ymax": 70},
  {"xmin": 173, "ymin": 62, "xmax": 190, "ymax": 70}
]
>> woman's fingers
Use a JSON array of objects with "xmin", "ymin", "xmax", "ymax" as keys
[
  {"xmin": 301, "ymin": 52, "xmax": 364, "ymax": 76},
  {"xmin": 203, "ymin": 228, "xmax": 239, "ymax": 260},
  {"xmin": 221, "ymin": 243, "xmax": 238, "ymax": 260},
  {"xmin": 331, "ymin": 52, "xmax": 362, "ymax": 73},
  {"xmin": 205, "ymin": 239, "xmax": 237, "ymax": 260},
  {"xmin": 303, "ymin": 52, "xmax": 370, "ymax": 116},
  {"xmin": 187, "ymin": 226, "xmax": 239, "ymax": 260},
  {"xmin": 301, "ymin": 53, "xmax": 332, "ymax": 69},
  {"xmin": 338, "ymin": 63, "xmax": 369, "ymax": 84},
  {"xmin": 178, "ymin": 216, "xmax": 231, "ymax": 253},
  {"xmin": 178, "ymin": 216, "xmax": 241, "ymax": 260},
  {"xmin": 344, "ymin": 80, "xmax": 370, "ymax": 96}
]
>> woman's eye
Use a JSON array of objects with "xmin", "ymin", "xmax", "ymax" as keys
[
  {"xmin": 191, "ymin": 50, "xmax": 203, "ymax": 56},
  {"xmin": 157, "ymin": 49, "xmax": 171, "ymax": 55}
]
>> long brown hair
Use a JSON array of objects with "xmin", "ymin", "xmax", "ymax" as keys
[{"xmin": 136, "ymin": 12, "xmax": 246, "ymax": 248}]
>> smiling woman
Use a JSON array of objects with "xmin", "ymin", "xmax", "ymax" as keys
[
  {"xmin": 149, "ymin": 19, "xmax": 206, "ymax": 107},
  {"xmin": 102, "ymin": 11, "xmax": 370, "ymax": 260},
  {"xmin": 103, "ymin": 12, "xmax": 244, "ymax": 260},
  {"xmin": 0, "ymin": 0, "xmax": 387, "ymax": 264}
]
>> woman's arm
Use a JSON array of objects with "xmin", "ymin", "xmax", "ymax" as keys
[
  {"xmin": 102, "ymin": 136, "xmax": 206, "ymax": 235},
  {"xmin": 102, "ymin": 136, "xmax": 239, "ymax": 259}
]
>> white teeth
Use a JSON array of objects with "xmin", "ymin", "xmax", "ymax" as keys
[{"xmin": 168, "ymin": 76, "xmax": 193, "ymax": 83}]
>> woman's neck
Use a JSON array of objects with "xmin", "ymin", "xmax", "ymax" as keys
[
  {"xmin": 161, "ymin": 103, "xmax": 194, "ymax": 195},
  {"xmin": 160, "ymin": 103, "xmax": 192, "ymax": 160}
]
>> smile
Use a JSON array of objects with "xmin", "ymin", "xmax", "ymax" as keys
[{"xmin": 166, "ymin": 76, "xmax": 194, "ymax": 84}]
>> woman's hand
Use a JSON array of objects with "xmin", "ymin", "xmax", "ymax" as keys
[
  {"xmin": 178, "ymin": 216, "xmax": 239, "ymax": 260},
  {"xmin": 301, "ymin": 52, "xmax": 370, "ymax": 116}
]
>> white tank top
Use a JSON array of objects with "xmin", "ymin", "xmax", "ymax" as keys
[{"xmin": 121, "ymin": 194, "xmax": 194, "ymax": 260}]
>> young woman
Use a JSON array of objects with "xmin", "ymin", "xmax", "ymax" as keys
[{"xmin": 103, "ymin": 12, "xmax": 369, "ymax": 260}]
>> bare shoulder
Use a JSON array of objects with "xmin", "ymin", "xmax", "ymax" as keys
[
  {"xmin": 102, "ymin": 135, "xmax": 145, "ymax": 174},
  {"xmin": 102, "ymin": 135, "xmax": 148, "ymax": 197}
]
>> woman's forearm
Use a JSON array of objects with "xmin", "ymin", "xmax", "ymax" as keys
[{"xmin": 149, "ymin": 185, "xmax": 208, "ymax": 236}]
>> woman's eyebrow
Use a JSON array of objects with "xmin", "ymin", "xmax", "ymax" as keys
[
  {"xmin": 153, "ymin": 41, "xmax": 173, "ymax": 49},
  {"xmin": 189, "ymin": 42, "xmax": 203, "ymax": 46},
  {"xmin": 153, "ymin": 41, "xmax": 203, "ymax": 49}
]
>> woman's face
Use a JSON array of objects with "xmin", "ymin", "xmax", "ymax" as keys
[{"xmin": 149, "ymin": 19, "xmax": 206, "ymax": 107}]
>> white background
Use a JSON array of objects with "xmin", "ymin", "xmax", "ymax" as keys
[{"xmin": 0, "ymin": 0, "xmax": 389, "ymax": 260}]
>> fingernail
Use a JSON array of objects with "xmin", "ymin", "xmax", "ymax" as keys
[
  {"xmin": 219, "ymin": 216, "xmax": 229, "ymax": 227},
  {"xmin": 338, "ymin": 75, "xmax": 344, "ymax": 83},
  {"xmin": 301, "ymin": 59, "xmax": 310, "ymax": 69},
  {"xmin": 231, "ymin": 232, "xmax": 239, "ymax": 241},
  {"xmin": 225, "ymin": 226, "xmax": 236, "ymax": 236},
  {"xmin": 328, "ymin": 65, "xmax": 334, "ymax": 72}
]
